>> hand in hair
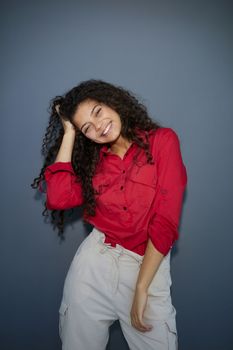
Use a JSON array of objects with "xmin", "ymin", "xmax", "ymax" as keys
[{"xmin": 55, "ymin": 104, "xmax": 75, "ymax": 135}]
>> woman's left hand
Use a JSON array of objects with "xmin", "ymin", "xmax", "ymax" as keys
[{"xmin": 130, "ymin": 287, "xmax": 153, "ymax": 332}]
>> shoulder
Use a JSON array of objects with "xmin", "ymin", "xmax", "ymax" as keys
[
  {"xmin": 146, "ymin": 127, "xmax": 183, "ymax": 163},
  {"xmin": 149, "ymin": 127, "xmax": 180, "ymax": 147},
  {"xmin": 134, "ymin": 127, "xmax": 182, "ymax": 159}
]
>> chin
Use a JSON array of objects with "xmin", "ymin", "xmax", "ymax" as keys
[{"xmin": 108, "ymin": 130, "xmax": 121, "ymax": 142}]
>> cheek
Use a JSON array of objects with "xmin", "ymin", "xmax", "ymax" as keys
[
  {"xmin": 116, "ymin": 116, "xmax": 122, "ymax": 128},
  {"xmin": 111, "ymin": 114, "xmax": 120, "ymax": 127},
  {"xmin": 116, "ymin": 119, "xmax": 122, "ymax": 132}
]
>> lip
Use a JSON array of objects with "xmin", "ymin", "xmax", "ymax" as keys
[{"xmin": 101, "ymin": 121, "xmax": 112, "ymax": 136}]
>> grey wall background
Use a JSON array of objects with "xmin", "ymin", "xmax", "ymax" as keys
[{"xmin": 1, "ymin": 0, "xmax": 232, "ymax": 349}]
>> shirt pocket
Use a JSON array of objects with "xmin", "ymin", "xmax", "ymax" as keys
[{"xmin": 127, "ymin": 163, "xmax": 158, "ymax": 209}]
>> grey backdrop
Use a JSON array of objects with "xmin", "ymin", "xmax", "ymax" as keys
[{"xmin": 1, "ymin": 0, "xmax": 233, "ymax": 349}]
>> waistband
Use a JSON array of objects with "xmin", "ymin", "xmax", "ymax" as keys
[{"xmin": 90, "ymin": 227, "xmax": 144, "ymax": 265}]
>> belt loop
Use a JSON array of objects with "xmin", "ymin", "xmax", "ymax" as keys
[
  {"xmin": 99, "ymin": 245, "xmax": 109, "ymax": 254},
  {"xmin": 97, "ymin": 235, "xmax": 112, "ymax": 254},
  {"xmin": 118, "ymin": 245, "xmax": 124, "ymax": 256}
]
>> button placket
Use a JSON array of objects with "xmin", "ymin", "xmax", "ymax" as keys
[{"xmin": 121, "ymin": 168, "xmax": 128, "ymax": 210}]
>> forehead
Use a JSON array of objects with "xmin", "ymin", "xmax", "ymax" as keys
[{"xmin": 73, "ymin": 99, "xmax": 100, "ymax": 123}]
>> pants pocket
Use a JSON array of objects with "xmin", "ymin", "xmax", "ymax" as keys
[
  {"xmin": 164, "ymin": 318, "xmax": 178, "ymax": 350},
  {"xmin": 58, "ymin": 300, "xmax": 69, "ymax": 341},
  {"xmin": 62, "ymin": 235, "xmax": 97, "ymax": 306}
]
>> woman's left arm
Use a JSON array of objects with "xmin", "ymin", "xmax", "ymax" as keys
[
  {"xmin": 130, "ymin": 128, "xmax": 188, "ymax": 332},
  {"xmin": 130, "ymin": 239, "xmax": 164, "ymax": 332}
]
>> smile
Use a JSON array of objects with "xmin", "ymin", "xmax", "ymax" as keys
[{"xmin": 101, "ymin": 122, "xmax": 112, "ymax": 136}]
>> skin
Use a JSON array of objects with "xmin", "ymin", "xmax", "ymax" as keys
[
  {"xmin": 72, "ymin": 98, "xmax": 133, "ymax": 157},
  {"xmin": 55, "ymin": 100, "xmax": 165, "ymax": 332}
]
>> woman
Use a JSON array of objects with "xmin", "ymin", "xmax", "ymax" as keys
[{"xmin": 32, "ymin": 79, "xmax": 187, "ymax": 350}]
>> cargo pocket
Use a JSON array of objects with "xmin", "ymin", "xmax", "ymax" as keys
[
  {"xmin": 164, "ymin": 318, "xmax": 178, "ymax": 350},
  {"xmin": 58, "ymin": 300, "xmax": 69, "ymax": 341}
]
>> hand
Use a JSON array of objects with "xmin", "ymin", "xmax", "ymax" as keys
[
  {"xmin": 55, "ymin": 104, "xmax": 75, "ymax": 135},
  {"xmin": 130, "ymin": 287, "xmax": 153, "ymax": 332}
]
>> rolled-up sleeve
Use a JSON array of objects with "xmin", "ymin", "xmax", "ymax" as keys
[
  {"xmin": 44, "ymin": 162, "xmax": 84, "ymax": 210},
  {"xmin": 148, "ymin": 128, "xmax": 188, "ymax": 256}
]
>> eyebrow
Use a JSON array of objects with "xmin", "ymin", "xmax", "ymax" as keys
[{"xmin": 80, "ymin": 104, "xmax": 99, "ymax": 132}]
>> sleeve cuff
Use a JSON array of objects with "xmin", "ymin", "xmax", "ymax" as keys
[
  {"xmin": 45, "ymin": 162, "xmax": 75, "ymax": 174},
  {"xmin": 149, "ymin": 236, "xmax": 173, "ymax": 256}
]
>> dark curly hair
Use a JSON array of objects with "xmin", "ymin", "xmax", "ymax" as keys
[{"xmin": 31, "ymin": 79, "xmax": 162, "ymax": 238}]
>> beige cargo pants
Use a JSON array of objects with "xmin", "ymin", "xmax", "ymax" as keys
[{"xmin": 58, "ymin": 227, "xmax": 178, "ymax": 349}]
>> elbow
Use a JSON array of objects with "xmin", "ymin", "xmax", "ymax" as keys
[
  {"xmin": 46, "ymin": 192, "xmax": 82, "ymax": 210},
  {"xmin": 46, "ymin": 199, "xmax": 69, "ymax": 211},
  {"xmin": 46, "ymin": 198, "xmax": 69, "ymax": 210},
  {"xmin": 148, "ymin": 216, "xmax": 179, "ymax": 256}
]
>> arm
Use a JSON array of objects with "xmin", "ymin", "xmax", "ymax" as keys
[
  {"xmin": 44, "ymin": 161, "xmax": 84, "ymax": 210},
  {"xmin": 147, "ymin": 128, "xmax": 187, "ymax": 255},
  {"xmin": 44, "ymin": 107, "xmax": 84, "ymax": 210},
  {"xmin": 136, "ymin": 128, "xmax": 188, "ymax": 290},
  {"xmin": 55, "ymin": 131, "xmax": 76, "ymax": 162},
  {"xmin": 130, "ymin": 239, "xmax": 165, "ymax": 332},
  {"xmin": 130, "ymin": 128, "xmax": 187, "ymax": 332},
  {"xmin": 135, "ymin": 239, "xmax": 164, "ymax": 291},
  {"xmin": 55, "ymin": 104, "xmax": 76, "ymax": 163}
]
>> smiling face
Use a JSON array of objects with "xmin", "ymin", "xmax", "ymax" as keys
[{"xmin": 72, "ymin": 99, "xmax": 122, "ymax": 144}]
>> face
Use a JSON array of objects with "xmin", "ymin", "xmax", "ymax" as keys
[{"xmin": 72, "ymin": 99, "xmax": 122, "ymax": 144}]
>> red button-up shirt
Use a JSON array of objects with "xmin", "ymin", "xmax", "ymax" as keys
[{"xmin": 44, "ymin": 127, "xmax": 187, "ymax": 256}]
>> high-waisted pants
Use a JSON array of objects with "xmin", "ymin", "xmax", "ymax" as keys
[{"xmin": 58, "ymin": 227, "xmax": 178, "ymax": 350}]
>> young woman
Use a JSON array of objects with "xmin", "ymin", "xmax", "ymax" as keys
[{"xmin": 32, "ymin": 79, "xmax": 187, "ymax": 350}]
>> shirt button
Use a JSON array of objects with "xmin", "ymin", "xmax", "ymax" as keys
[
  {"xmin": 120, "ymin": 186, "xmax": 124, "ymax": 190},
  {"xmin": 123, "ymin": 206, "xmax": 127, "ymax": 210},
  {"xmin": 122, "ymin": 170, "xmax": 125, "ymax": 173}
]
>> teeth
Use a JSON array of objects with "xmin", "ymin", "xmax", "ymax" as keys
[{"xmin": 102, "ymin": 122, "xmax": 111, "ymax": 136}]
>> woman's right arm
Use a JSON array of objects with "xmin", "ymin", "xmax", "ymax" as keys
[{"xmin": 44, "ymin": 107, "xmax": 84, "ymax": 210}]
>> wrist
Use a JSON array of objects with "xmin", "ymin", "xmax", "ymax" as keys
[
  {"xmin": 136, "ymin": 283, "xmax": 148, "ymax": 292},
  {"xmin": 64, "ymin": 130, "xmax": 76, "ymax": 137}
]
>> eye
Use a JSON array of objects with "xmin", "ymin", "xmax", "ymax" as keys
[
  {"xmin": 96, "ymin": 108, "xmax": 101, "ymax": 115},
  {"xmin": 84, "ymin": 125, "xmax": 90, "ymax": 134}
]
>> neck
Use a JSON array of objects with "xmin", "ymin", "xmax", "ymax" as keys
[{"xmin": 108, "ymin": 135, "xmax": 133, "ymax": 154}]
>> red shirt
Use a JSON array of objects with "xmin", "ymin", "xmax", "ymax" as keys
[{"xmin": 44, "ymin": 127, "xmax": 188, "ymax": 256}]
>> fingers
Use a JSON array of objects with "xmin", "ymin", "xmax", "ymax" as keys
[
  {"xmin": 131, "ymin": 313, "xmax": 153, "ymax": 332},
  {"xmin": 54, "ymin": 103, "xmax": 75, "ymax": 134},
  {"xmin": 130, "ymin": 290, "xmax": 154, "ymax": 333},
  {"xmin": 55, "ymin": 104, "xmax": 60, "ymax": 115}
]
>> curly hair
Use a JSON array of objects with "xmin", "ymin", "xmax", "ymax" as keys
[{"xmin": 31, "ymin": 79, "xmax": 162, "ymax": 238}]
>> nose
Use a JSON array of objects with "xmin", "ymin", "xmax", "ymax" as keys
[{"xmin": 94, "ymin": 119, "xmax": 103, "ymax": 131}]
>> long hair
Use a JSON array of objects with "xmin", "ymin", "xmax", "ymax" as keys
[{"xmin": 31, "ymin": 79, "xmax": 162, "ymax": 238}]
